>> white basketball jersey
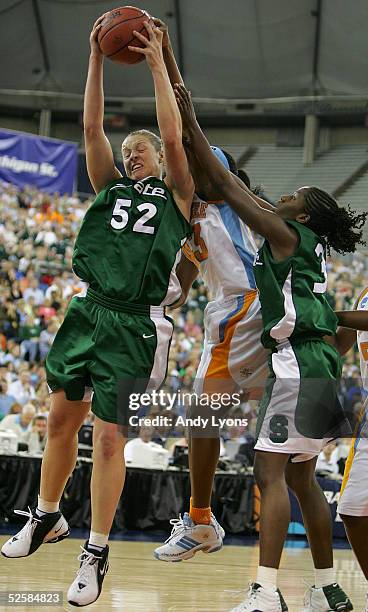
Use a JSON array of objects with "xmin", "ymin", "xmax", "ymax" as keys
[
  {"xmin": 357, "ymin": 288, "xmax": 368, "ymax": 392},
  {"xmin": 184, "ymin": 196, "xmax": 258, "ymax": 302}
]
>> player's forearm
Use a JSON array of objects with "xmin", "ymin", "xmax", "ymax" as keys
[
  {"xmin": 152, "ymin": 65, "xmax": 182, "ymax": 145},
  {"xmin": 84, "ymin": 54, "xmax": 105, "ymax": 131},
  {"xmin": 187, "ymin": 121, "xmax": 265, "ymax": 221},
  {"xmin": 336, "ymin": 310, "xmax": 368, "ymax": 331},
  {"xmin": 163, "ymin": 44, "xmax": 184, "ymax": 87}
]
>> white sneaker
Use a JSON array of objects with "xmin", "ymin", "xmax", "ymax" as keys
[
  {"xmin": 1, "ymin": 507, "xmax": 69, "ymax": 558},
  {"xmin": 301, "ymin": 583, "xmax": 353, "ymax": 611},
  {"xmin": 231, "ymin": 583, "xmax": 288, "ymax": 611},
  {"xmin": 154, "ymin": 512, "xmax": 224, "ymax": 562},
  {"xmin": 365, "ymin": 592, "xmax": 368, "ymax": 612},
  {"xmin": 67, "ymin": 541, "xmax": 109, "ymax": 607}
]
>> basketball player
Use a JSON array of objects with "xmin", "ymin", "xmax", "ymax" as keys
[
  {"xmin": 173, "ymin": 84, "xmax": 367, "ymax": 612},
  {"xmin": 334, "ymin": 288, "xmax": 368, "ymax": 612},
  {"xmin": 1, "ymin": 17, "xmax": 194, "ymax": 607}
]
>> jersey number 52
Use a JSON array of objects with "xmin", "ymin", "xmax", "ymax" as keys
[{"xmin": 110, "ymin": 198, "xmax": 157, "ymax": 234}]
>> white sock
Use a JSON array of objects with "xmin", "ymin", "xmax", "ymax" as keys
[
  {"xmin": 88, "ymin": 531, "xmax": 108, "ymax": 550},
  {"xmin": 256, "ymin": 566, "xmax": 278, "ymax": 590},
  {"xmin": 315, "ymin": 567, "xmax": 335, "ymax": 588},
  {"xmin": 36, "ymin": 496, "xmax": 59, "ymax": 515}
]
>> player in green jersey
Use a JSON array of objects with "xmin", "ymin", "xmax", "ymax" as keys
[
  {"xmin": 174, "ymin": 84, "xmax": 367, "ymax": 612},
  {"xmin": 1, "ymin": 18, "xmax": 194, "ymax": 607}
]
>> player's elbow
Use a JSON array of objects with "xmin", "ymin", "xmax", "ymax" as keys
[
  {"xmin": 84, "ymin": 124, "xmax": 104, "ymax": 140},
  {"xmin": 161, "ymin": 128, "xmax": 182, "ymax": 150}
]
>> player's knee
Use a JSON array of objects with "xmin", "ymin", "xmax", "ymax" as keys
[
  {"xmin": 47, "ymin": 410, "xmax": 77, "ymax": 439},
  {"xmin": 254, "ymin": 455, "xmax": 279, "ymax": 490},
  {"xmin": 93, "ymin": 430, "xmax": 123, "ymax": 460}
]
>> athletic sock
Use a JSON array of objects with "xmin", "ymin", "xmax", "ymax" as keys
[
  {"xmin": 36, "ymin": 496, "xmax": 60, "ymax": 516},
  {"xmin": 189, "ymin": 497, "xmax": 211, "ymax": 525},
  {"xmin": 314, "ymin": 567, "xmax": 336, "ymax": 588},
  {"xmin": 88, "ymin": 531, "xmax": 108, "ymax": 552},
  {"xmin": 256, "ymin": 566, "xmax": 278, "ymax": 590}
]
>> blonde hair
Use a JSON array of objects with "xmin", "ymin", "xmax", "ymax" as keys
[{"xmin": 126, "ymin": 129, "xmax": 162, "ymax": 152}]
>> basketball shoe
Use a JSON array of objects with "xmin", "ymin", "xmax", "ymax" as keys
[
  {"xmin": 1, "ymin": 506, "xmax": 69, "ymax": 558},
  {"xmin": 154, "ymin": 512, "xmax": 224, "ymax": 561},
  {"xmin": 231, "ymin": 583, "xmax": 288, "ymax": 612},
  {"xmin": 67, "ymin": 541, "xmax": 109, "ymax": 607},
  {"xmin": 302, "ymin": 583, "xmax": 353, "ymax": 611}
]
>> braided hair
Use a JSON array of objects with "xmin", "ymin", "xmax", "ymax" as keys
[{"xmin": 304, "ymin": 187, "xmax": 367, "ymax": 254}]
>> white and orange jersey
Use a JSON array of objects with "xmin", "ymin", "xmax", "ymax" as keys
[
  {"xmin": 183, "ymin": 195, "xmax": 258, "ymax": 302},
  {"xmin": 357, "ymin": 287, "xmax": 368, "ymax": 392}
]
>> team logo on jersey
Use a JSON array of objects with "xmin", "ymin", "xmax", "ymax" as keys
[
  {"xmin": 253, "ymin": 252, "xmax": 263, "ymax": 266},
  {"xmin": 191, "ymin": 200, "xmax": 208, "ymax": 222},
  {"xmin": 360, "ymin": 294, "xmax": 368, "ymax": 310}
]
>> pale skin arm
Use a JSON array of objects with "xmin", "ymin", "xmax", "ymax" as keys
[
  {"xmin": 129, "ymin": 22, "xmax": 194, "ymax": 220},
  {"xmin": 84, "ymin": 15, "xmax": 121, "ymax": 194}
]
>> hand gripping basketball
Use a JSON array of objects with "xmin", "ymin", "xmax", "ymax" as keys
[{"xmin": 128, "ymin": 21, "xmax": 164, "ymax": 71}]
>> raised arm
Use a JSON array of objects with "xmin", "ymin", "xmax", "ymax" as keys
[
  {"xmin": 174, "ymin": 84, "xmax": 296, "ymax": 252},
  {"xmin": 153, "ymin": 18, "xmax": 184, "ymax": 87},
  {"xmin": 129, "ymin": 22, "xmax": 194, "ymax": 220},
  {"xmin": 84, "ymin": 15, "xmax": 121, "ymax": 194}
]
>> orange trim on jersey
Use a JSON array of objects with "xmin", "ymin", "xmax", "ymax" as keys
[
  {"xmin": 205, "ymin": 289, "xmax": 258, "ymax": 381},
  {"xmin": 182, "ymin": 241, "xmax": 200, "ymax": 270},
  {"xmin": 340, "ymin": 402, "xmax": 366, "ymax": 496},
  {"xmin": 357, "ymin": 286, "xmax": 368, "ymax": 308}
]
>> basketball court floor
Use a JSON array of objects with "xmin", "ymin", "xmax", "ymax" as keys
[{"xmin": 0, "ymin": 534, "xmax": 365, "ymax": 611}]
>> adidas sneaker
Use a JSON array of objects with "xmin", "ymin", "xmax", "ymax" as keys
[{"xmin": 154, "ymin": 512, "xmax": 224, "ymax": 562}]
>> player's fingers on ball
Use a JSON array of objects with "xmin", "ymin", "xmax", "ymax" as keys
[
  {"xmin": 143, "ymin": 19, "xmax": 154, "ymax": 37},
  {"xmin": 128, "ymin": 45, "xmax": 147, "ymax": 55},
  {"xmin": 132, "ymin": 29, "xmax": 149, "ymax": 44}
]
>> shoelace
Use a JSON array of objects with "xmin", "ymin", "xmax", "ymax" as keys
[
  {"xmin": 13, "ymin": 507, "xmax": 41, "ymax": 538},
  {"xmin": 302, "ymin": 579, "xmax": 312, "ymax": 606},
  {"xmin": 75, "ymin": 546, "xmax": 102, "ymax": 585},
  {"xmin": 165, "ymin": 514, "xmax": 191, "ymax": 543}
]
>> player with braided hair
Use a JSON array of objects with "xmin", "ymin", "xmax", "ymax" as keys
[
  {"xmin": 173, "ymin": 83, "xmax": 365, "ymax": 612},
  {"xmin": 303, "ymin": 187, "xmax": 366, "ymax": 254}
]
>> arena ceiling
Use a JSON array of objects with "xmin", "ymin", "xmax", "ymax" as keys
[{"xmin": 1, "ymin": 0, "xmax": 368, "ymax": 109}]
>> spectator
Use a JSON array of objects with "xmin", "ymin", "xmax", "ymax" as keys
[
  {"xmin": 0, "ymin": 380, "xmax": 16, "ymax": 419},
  {"xmin": 316, "ymin": 442, "xmax": 340, "ymax": 477},
  {"xmin": 8, "ymin": 369, "xmax": 36, "ymax": 405},
  {"xmin": 25, "ymin": 414, "xmax": 47, "ymax": 453},
  {"xmin": 0, "ymin": 403, "xmax": 36, "ymax": 443}
]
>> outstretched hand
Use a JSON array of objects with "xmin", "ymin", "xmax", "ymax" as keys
[
  {"xmin": 128, "ymin": 20, "xmax": 164, "ymax": 71},
  {"xmin": 152, "ymin": 18, "xmax": 170, "ymax": 49},
  {"xmin": 174, "ymin": 84, "xmax": 197, "ymax": 132},
  {"xmin": 89, "ymin": 14, "xmax": 106, "ymax": 57}
]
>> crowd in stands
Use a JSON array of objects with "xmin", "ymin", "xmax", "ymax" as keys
[{"xmin": 0, "ymin": 180, "xmax": 366, "ymax": 471}]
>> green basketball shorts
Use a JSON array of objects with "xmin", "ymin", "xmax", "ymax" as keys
[
  {"xmin": 46, "ymin": 289, "xmax": 173, "ymax": 424},
  {"xmin": 255, "ymin": 337, "xmax": 350, "ymax": 461}
]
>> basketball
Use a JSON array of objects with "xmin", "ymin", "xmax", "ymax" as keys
[{"xmin": 98, "ymin": 6, "xmax": 152, "ymax": 65}]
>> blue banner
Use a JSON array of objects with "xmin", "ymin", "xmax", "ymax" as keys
[{"xmin": 0, "ymin": 129, "xmax": 77, "ymax": 195}]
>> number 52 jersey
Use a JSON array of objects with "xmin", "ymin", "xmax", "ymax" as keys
[{"xmin": 72, "ymin": 177, "xmax": 192, "ymax": 306}]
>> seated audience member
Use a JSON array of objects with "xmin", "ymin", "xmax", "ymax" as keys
[
  {"xmin": 0, "ymin": 403, "xmax": 36, "ymax": 443},
  {"xmin": 25, "ymin": 414, "xmax": 47, "ymax": 453},
  {"xmin": 316, "ymin": 442, "xmax": 340, "ymax": 477},
  {"xmin": 124, "ymin": 424, "xmax": 164, "ymax": 463},
  {"xmin": 8, "ymin": 369, "xmax": 36, "ymax": 405},
  {"xmin": 0, "ymin": 380, "xmax": 16, "ymax": 418}
]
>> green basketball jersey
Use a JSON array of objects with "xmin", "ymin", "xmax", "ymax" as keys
[
  {"xmin": 254, "ymin": 220, "xmax": 338, "ymax": 350},
  {"xmin": 72, "ymin": 176, "xmax": 192, "ymax": 305}
]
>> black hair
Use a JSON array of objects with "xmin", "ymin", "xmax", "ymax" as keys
[
  {"xmin": 219, "ymin": 148, "xmax": 238, "ymax": 176},
  {"xmin": 304, "ymin": 187, "xmax": 367, "ymax": 254},
  {"xmin": 237, "ymin": 168, "xmax": 251, "ymax": 189}
]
